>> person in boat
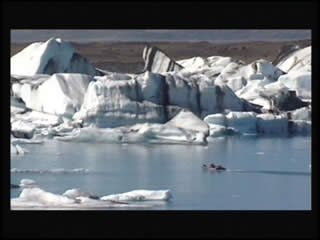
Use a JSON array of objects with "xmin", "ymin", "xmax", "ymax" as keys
[
  {"xmin": 209, "ymin": 164, "xmax": 217, "ymax": 169},
  {"xmin": 216, "ymin": 165, "xmax": 226, "ymax": 171},
  {"xmin": 208, "ymin": 163, "xmax": 226, "ymax": 171}
]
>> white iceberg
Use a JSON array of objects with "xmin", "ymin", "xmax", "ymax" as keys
[
  {"xmin": 11, "ymin": 120, "xmax": 35, "ymax": 139},
  {"xmin": 19, "ymin": 179, "xmax": 37, "ymax": 188},
  {"xmin": 276, "ymin": 46, "xmax": 311, "ymax": 73},
  {"xmin": 12, "ymin": 73, "xmax": 93, "ymax": 117},
  {"xmin": 165, "ymin": 109, "xmax": 209, "ymax": 136},
  {"xmin": 11, "ymin": 37, "xmax": 102, "ymax": 76},
  {"xmin": 11, "ymin": 187, "xmax": 171, "ymax": 210},
  {"xmin": 55, "ymin": 121, "xmax": 208, "ymax": 145},
  {"xmin": 63, "ymin": 188, "xmax": 99, "ymax": 199},
  {"xmin": 101, "ymin": 189, "xmax": 171, "ymax": 201}
]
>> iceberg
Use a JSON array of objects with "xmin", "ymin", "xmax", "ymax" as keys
[
  {"xmin": 165, "ymin": 109, "xmax": 209, "ymax": 136},
  {"xmin": 11, "ymin": 120, "xmax": 35, "ymax": 139},
  {"xmin": 276, "ymin": 46, "xmax": 311, "ymax": 73},
  {"xmin": 10, "ymin": 38, "xmax": 311, "ymax": 147},
  {"xmin": 101, "ymin": 189, "xmax": 171, "ymax": 201},
  {"xmin": 11, "ymin": 73, "xmax": 93, "ymax": 117},
  {"xmin": 55, "ymin": 122, "xmax": 208, "ymax": 145},
  {"xmin": 19, "ymin": 179, "xmax": 37, "ymax": 188},
  {"xmin": 143, "ymin": 45, "xmax": 183, "ymax": 73},
  {"xmin": 11, "ymin": 187, "xmax": 172, "ymax": 209},
  {"xmin": 63, "ymin": 188, "xmax": 99, "ymax": 199},
  {"xmin": 11, "ymin": 37, "xmax": 103, "ymax": 76}
]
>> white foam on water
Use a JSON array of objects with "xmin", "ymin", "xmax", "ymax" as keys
[{"xmin": 11, "ymin": 168, "xmax": 90, "ymax": 174}]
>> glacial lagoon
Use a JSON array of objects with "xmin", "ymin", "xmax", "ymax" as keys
[{"xmin": 11, "ymin": 135, "xmax": 311, "ymax": 210}]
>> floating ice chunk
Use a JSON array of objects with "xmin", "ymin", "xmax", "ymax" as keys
[
  {"xmin": 18, "ymin": 188, "xmax": 75, "ymax": 205},
  {"xmin": 19, "ymin": 179, "xmax": 37, "ymax": 188},
  {"xmin": 11, "ymin": 187, "xmax": 172, "ymax": 209},
  {"xmin": 101, "ymin": 189, "xmax": 171, "ymax": 201},
  {"xmin": 165, "ymin": 109, "xmax": 209, "ymax": 136},
  {"xmin": 55, "ymin": 123, "xmax": 207, "ymax": 145},
  {"xmin": 63, "ymin": 188, "xmax": 99, "ymax": 199},
  {"xmin": 11, "ymin": 120, "xmax": 35, "ymax": 139}
]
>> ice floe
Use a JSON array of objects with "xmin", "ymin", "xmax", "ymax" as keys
[
  {"xmin": 11, "ymin": 186, "xmax": 172, "ymax": 210},
  {"xmin": 101, "ymin": 189, "xmax": 171, "ymax": 201}
]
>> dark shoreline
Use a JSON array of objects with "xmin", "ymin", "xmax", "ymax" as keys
[{"xmin": 11, "ymin": 39, "xmax": 311, "ymax": 73}]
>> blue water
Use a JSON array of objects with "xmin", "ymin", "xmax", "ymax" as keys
[{"xmin": 10, "ymin": 135, "xmax": 311, "ymax": 210}]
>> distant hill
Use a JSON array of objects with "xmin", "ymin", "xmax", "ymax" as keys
[{"xmin": 11, "ymin": 30, "xmax": 311, "ymax": 43}]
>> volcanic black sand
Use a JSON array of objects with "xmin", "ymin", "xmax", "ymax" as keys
[{"xmin": 11, "ymin": 39, "xmax": 311, "ymax": 73}]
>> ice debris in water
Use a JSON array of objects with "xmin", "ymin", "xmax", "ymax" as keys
[
  {"xmin": 101, "ymin": 189, "xmax": 172, "ymax": 201},
  {"xmin": 19, "ymin": 179, "xmax": 37, "ymax": 188},
  {"xmin": 11, "ymin": 187, "xmax": 172, "ymax": 209}
]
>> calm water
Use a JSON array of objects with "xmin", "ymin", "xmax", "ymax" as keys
[{"xmin": 10, "ymin": 135, "xmax": 311, "ymax": 210}]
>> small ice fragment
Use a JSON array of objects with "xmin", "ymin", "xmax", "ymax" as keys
[
  {"xmin": 256, "ymin": 152, "xmax": 264, "ymax": 155},
  {"xmin": 19, "ymin": 179, "xmax": 37, "ymax": 188}
]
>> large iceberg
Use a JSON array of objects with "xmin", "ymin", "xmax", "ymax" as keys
[
  {"xmin": 11, "ymin": 38, "xmax": 103, "ymax": 76},
  {"xmin": 10, "ymin": 39, "xmax": 311, "ymax": 147}
]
